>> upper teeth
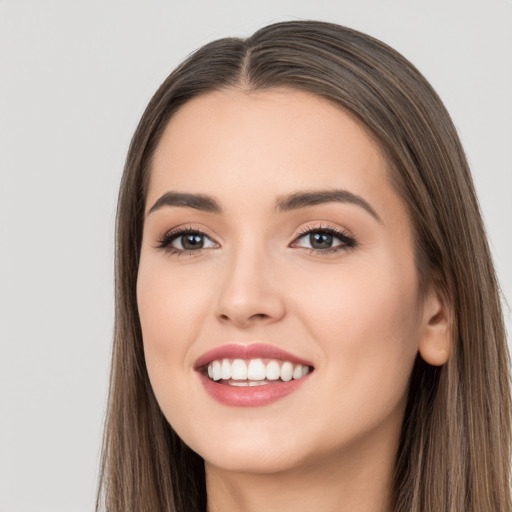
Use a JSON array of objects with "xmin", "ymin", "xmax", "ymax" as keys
[{"xmin": 206, "ymin": 358, "xmax": 310, "ymax": 382}]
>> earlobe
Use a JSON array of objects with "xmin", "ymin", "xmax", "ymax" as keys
[{"xmin": 418, "ymin": 288, "xmax": 452, "ymax": 367}]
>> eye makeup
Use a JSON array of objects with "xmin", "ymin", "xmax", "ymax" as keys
[
  {"xmin": 156, "ymin": 226, "xmax": 218, "ymax": 257},
  {"xmin": 155, "ymin": 223, "xmax": 358, "ymax": 257},
  {"xmin": 291, "ymin": 223, "xmax": 357, "ymax": 254}
]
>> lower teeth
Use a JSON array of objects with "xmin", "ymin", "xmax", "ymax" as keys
[{"xmin": 226, "ymin": 380, "xmax": 272, "ymax": 387}]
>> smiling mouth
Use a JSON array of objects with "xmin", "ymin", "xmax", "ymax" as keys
[{"xmin": 203, "ymin": 358, "xmax": 313, "ymax": 386}]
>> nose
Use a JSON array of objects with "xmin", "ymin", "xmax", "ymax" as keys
[{"xmin": 214, "ymin": 243, "xmax": 286, "ymax": 329}]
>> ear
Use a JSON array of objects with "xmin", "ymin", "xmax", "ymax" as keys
[{"xmin": 418, "ymin": 286, "xmax": 453, "ymax": 366}]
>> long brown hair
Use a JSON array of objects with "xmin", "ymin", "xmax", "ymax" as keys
[{"xmin": 96, "ymin": 20, "xmax": 511, "ymax": 511}]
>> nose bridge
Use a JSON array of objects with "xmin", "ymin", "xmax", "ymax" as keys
[{"xmin": 214, "ymin": 233, "xmax": 285, "ymax": 327}]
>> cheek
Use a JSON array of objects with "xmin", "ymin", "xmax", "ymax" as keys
[
  {"xmin": 295, "ymin": 249, "xmax": 420, "ymax": 335},
  {"xmin": 136, "ymin": 257, "xmax": 215, "ymax": 431},
  {"xmin": 136, "ymin": 257, "xmax": 210, "ymax": 385},
  {"xmin": 293, "ymin": 253, "xmax": 421, "ymax": 412}
]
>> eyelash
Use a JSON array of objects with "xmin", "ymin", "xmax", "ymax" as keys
[
  {"xmin": 293, "ymin": 224, "xmax": 357, "ymax": 253},
  {"xmin": 156, "ymin": 224, "xmax": 357, "ymax": 257}
]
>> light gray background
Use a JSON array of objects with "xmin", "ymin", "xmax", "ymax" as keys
[{"xmin": 0, "ymin": 1, "xmax": 511, "ymax": 511}]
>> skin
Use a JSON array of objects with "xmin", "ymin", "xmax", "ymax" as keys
[{"xmin": 137, "ymin": 88, "xmax": 450, "ymax": 512}]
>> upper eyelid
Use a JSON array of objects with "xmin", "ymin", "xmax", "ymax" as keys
[
  {"xmin": 157, "ymin": 225, "xmax": 219, "ymax": 243},
  {"xmin": 157, "ymin": 223, "xmax": 354, "ymax": 247},
  {"xmin": 292, "ymin": 225, "xmax": 356, "ymax": 248},
  {"xmin": 295, "ymin": 223, "xmax": 351, "ymax": 236}
]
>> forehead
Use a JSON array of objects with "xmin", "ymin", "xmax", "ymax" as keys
[{"xmin": 148, "ymin": 87, "xmax": 400, "ymax": 223}]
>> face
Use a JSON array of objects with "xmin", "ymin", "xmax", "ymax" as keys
[{"xmin": 137, "ymin": 88, "xmax": 428, "ymax": 475}]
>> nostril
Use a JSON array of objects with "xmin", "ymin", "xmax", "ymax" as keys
[{"xmin": 218, "ymin": 313, "xmax": 270, "ymax": 322}]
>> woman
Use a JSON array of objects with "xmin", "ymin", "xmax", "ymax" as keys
[{"xmin": 96, "ymin": 20, "xmax": 511, "ymax": 512}]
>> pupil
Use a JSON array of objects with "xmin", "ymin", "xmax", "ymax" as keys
[
  {"xmin": 310, "ymin": 232, "xmax": 332, "ymax": 249},
  {"xmin": 182, "ymin": 234, "xmax": 203, "ymax": 250}
]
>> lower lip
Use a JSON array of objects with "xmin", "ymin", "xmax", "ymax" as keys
[{"xmin": 198, "ymin": 372, "xmax": 310, "ymax": 407}]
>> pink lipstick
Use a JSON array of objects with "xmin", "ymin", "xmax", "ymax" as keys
[{"xmin": 195, "ymin": 343, "xmax": 313, "ymax": 407}]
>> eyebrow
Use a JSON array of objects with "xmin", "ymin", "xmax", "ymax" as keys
[
  {"xmin": 274, "ymin": 189, "xmax": 381, "ymax": 222},
  {"xmin": 148, "ymin": 192, "xmax": 222, "ymax": 215},
  {"xmin": 147, "ymin": 189, "xmax": 381, "ymax": 223}
]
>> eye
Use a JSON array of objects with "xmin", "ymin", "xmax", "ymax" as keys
[
  {"xmin": 291, "ymin": 225, "xmax": 357, "ymax": 253},
  {"xmin": 157, "ymin": 227, "xmax": 217, "ymax": 255}
]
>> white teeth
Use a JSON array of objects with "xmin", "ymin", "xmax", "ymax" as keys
[
  {"xmin": 231, "ymin": 359, "xmax": 248, "ymax": 380},
  {"xmin": 221, "ymin": 359, "xmax": 231, "ymax": 380},
  {"xmin": 247, "ymin": 359, "xmax": 266, "ymax": 380},
  {"xmin": 206, "ymin": 358, "xmax": 312, "ymax": 383},
  {"xmin": 280, "ymin": 361, "xmax": 293, "ymax": 382},
  {"xmin": 212, "ymin": 360, "xmax": 221, "ymax": 381},
  {"xmin": 266, "ymin": 360, "xmax": 280, "ymax": 380},
  {"xmin": 228, "ymin": 380, "xmax": 271, "ymax": 387}
]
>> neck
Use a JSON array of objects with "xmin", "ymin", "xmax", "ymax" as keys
[{"xmin": 205, "ymin": 435, "xmax": 397, "ymax": 512}]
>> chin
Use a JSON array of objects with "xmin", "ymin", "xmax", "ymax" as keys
[
  {"xmin": 201, "ymin": 442, "xmax": 310, "ymax": 475},
  {"xmin": 179, "ymin": 417, "xmax": 325, "ymax": 475}
]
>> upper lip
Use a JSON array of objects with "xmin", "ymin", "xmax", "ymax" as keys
[{"xmin": 194, "ymin": 343, "xmax": 314, "ymax": 370}]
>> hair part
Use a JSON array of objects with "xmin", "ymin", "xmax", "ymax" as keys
[{"xmin": 97, "ymin": 20, "xmax": 511, "ymax": 512}]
